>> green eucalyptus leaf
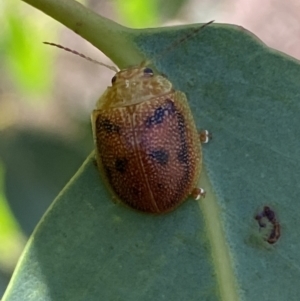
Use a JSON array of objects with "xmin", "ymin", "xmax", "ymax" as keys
[{"xmin": 5, "ymin": 2, "xmax": 300, "ymax": 301}]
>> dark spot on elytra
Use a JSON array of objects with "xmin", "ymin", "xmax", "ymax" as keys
[
  {"xmin": 97, "ymin": 117, "xmax": 120, "ymax": 134},
  {"xmin": 149, "ymin": 149, "xmax": 169, "ymax": 165},
  {"xmin": 145, "ymin": 99, "xmax": 175, "ymax": 128},
  {"xmin": 115, "ymin": 157, "xmax": 128, "ymax": 173}
]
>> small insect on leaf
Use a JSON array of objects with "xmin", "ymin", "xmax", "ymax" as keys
[{"xmin": 44, "ymin": 21, "xmax": 214, "ymax": 214}]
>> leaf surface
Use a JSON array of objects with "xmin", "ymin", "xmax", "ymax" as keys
[{"xmin": 4, "ymin": 6, "xmax": 300, "ymax": 301}]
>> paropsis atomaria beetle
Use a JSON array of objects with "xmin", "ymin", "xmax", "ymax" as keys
[{"xmin": 44, "ymin": 21, "xmax": 213, "ymax": 213}]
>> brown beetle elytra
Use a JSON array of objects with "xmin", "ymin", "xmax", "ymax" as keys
[{"xmin": 92, "ymin": 62, "xmax": 207, "ymax": 213}]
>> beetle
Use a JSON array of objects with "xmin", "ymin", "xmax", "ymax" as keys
[
  {"xmin": 92, "ymin": 62, "xmax": 210, "ymax": 213},
  {"xmin": 44, "ymin": 21, "xmax": 212, "ymax": 213}
]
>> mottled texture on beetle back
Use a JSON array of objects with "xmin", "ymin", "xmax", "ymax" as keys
[{"xmin": 92, "ymin": 64, "xmax": 202, "ymax": 213}]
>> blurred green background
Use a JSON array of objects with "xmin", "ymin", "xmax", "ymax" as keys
[{"xmin": 0, "ymin": 0, "xmax": 299, "ymax": 297}]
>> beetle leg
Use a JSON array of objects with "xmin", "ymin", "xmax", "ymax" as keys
[
  {"xmin": 199, "ymin": 130, "xmax": 212, "ymax": 143},
  {"xmin": 191, "ymin": 188, "xmax": 206, "ymax": 200}
]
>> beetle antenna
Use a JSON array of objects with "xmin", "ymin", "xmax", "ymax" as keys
[
  {"xmin": 152, "ymin": 20, "xmax": 214, "ymax": 63},
  {"xmin": 43, "ymin": 42, "xmax": 118, "ymax": 72}
]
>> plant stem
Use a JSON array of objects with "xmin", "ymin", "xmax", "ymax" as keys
[{"xmin": 21, "ymin": 0, "xmax": 144, "ymax": 68}]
